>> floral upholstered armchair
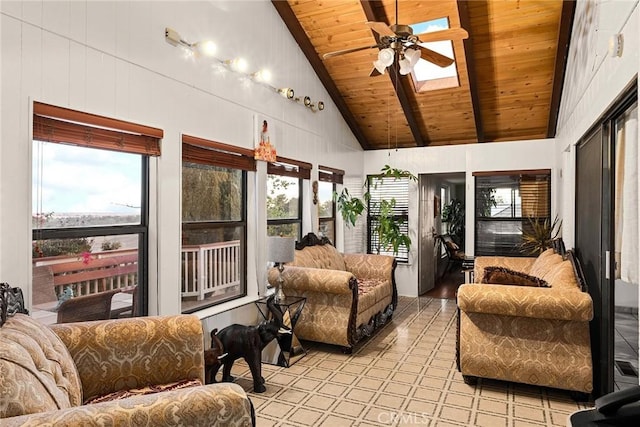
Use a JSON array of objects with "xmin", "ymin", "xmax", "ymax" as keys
[
  {"xmin": 0, "ymin": 285, "xmax": 254, "ymax": 426},
  {"xmin": 267, "ymin": 233, "xmax": 397, "ymax": 352}
]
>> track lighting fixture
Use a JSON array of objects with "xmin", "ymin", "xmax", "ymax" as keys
[
  {"xmin": 277, "ymin": 88, "xmax": 295, "ymax": 99},
  {"xmin": 165, "ymin": 27, "xmax": 322, "ymax": 112}
]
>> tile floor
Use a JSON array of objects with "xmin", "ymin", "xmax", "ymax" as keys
[{"xmin": 228, "ymin": 296, "xmax": 594, "ymax": 426}]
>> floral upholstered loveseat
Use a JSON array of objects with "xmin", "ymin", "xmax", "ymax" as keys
[
  {"xmin": 267, "ymin": 233, "xmax": 397, "ymax": 352},
  {"xmin": 0, "ymin": 286, "xmax": 254, "ymax": 426},
  {"xmin": 456, "ymin": 247, "xmax": 594, "ymax": 396}
]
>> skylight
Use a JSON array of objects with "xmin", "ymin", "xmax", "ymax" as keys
[{"xmin": 409, "ymin": 17, "xmax": 459, "ymax": 92}]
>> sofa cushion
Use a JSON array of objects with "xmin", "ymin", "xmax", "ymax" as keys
[
  {"xmin": 0, "ymin": 314, "xmax": 83, "ymax": 418},
  {"xmin": 290, "ymin": 244, "xmax": 346, "ymax": 271},
  {"xmin": 481, "ymin": 266, "xmax": 550, "ymax": 287},
  {"xmin": 545, "ymin": 260, "xmax": 581, "ymax": 290},
  {"xmin": 529, "ymin": 248, "xmax": 564, "ymax": 280}
]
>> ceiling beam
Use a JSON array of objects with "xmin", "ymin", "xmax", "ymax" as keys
[
  {"xmin": 270, "ymin": 1, "xmax": 371, "ymax": 150},
  {"xmin": 360, "ymin": 0, "xmax": 428, "ymax": 147},
  {"xmin": 547, "ymin": 0, "xmax": 576, "ymax": 138},
  {"xmin": 457, "ymin": 0, "xmax": 484, "ymax": 143}
]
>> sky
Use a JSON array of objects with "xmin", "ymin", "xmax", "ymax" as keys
[{"xmin": 32, "ymin": 141, "xmax": 142, "ymax": 215}]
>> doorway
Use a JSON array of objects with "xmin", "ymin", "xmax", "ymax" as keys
[{"xmin": 418, "ymin": 172, "xmax": 466, "ymax": 298}]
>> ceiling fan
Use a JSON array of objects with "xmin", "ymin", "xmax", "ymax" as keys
[{"xmin": 323, "ymin": 1, "xmax": 468, "ymax": 76}]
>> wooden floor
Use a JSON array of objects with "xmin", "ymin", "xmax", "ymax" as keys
[{"xmin": 421, "ymin": 266, "xmax": 464, "ymax": 299}]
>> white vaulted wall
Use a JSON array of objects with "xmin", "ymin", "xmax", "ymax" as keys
[{"xmin": 0, "ymin": 0, "xmax": 362, "ymax": 326}]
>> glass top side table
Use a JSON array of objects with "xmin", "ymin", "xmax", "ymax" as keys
[{"xmin": 255, "ymin": 295, "xmax": 307, "ymax": 367}]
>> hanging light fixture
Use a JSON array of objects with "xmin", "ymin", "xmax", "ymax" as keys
[
  {"xmin": 373, "ymin": 48, "xmax": 395, "ymax": 75},
  {"xmin": 398, "ymin": 48, "xmax": 421, "ymax": 75}
]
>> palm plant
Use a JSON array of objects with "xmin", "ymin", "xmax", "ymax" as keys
[{"xmin": 519, "ymin": 215, "xmax": 562, "ymax": 255}]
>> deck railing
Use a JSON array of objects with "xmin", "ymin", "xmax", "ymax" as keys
[{"xmin": 181, "ymin": 240, "xmax": 241, "ymax": 300}]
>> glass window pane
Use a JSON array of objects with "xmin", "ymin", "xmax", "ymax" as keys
[
  {"xmin": 318, "ymin": 181, "xmax": 334, "ymax": 218},
  {"xmin": 31, "ymin": 234, "xmax": 140, "ymax": 325},
  {"xmin": 32, "ymin": 141, "xmax": 142, "ymax": 227},
  {"xmin": 267, "ymin": 175, "xmax": 299, "ymax": 220},
  {"xmin": 268, "ymin": 223, "xmax": 300, "ymax": 239},
  {"xmin": 181, "ymin": 225, "xmax": 245, "ymax": 312},
  {"xmin": 182, "ymin": 163, "xmax": 243, "ymax": 222},
  {"xmin": 319, "ymin": 219, "xmax": 334, "ymax": 242}
]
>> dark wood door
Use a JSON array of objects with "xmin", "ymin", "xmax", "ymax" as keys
[{"xmin": 576, "ymin": 126, "xmax": 613, "ymax": 397}]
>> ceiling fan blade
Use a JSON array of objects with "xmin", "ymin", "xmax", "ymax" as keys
[
  {"xmin": 366, "ymin": 21, "xmax": 396, "ymax": 37},
  {"xmin": 417, "ymin": 45, "xmax": 454, "ymax": 67},
  {"xmin": 323, "ymin": 44, "xmax": 379, "ymax": 59},
  {"xmin": 415, "ymin": 27, "xmax": 469, "ymax": 43},
  {"xmin": 369, "ymin": 67, "xmax": 382, "ymax": 77}
]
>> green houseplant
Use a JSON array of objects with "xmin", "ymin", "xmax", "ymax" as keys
[
  {"xmin": 519, "ymin": 215, "xmax": 562, "ymax": 255},
  {"xmin": 335, "ymin": 165, "xmax": 416, "ymax": 255},
  {"xmin": 441, "ymin": 198, "xmax": 465, "ymax": 246}
]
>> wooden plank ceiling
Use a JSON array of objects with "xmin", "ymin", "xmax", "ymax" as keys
[{"xmin": 272, "ymin": 0, "xmax": 575, "ymax": 150}]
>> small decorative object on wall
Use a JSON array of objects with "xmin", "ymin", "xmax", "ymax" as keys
[
  {"xmin": 254, "ymin": 118, "xmax": 276, "ymax": 162},
  {"xmin": 312, "ymin": 181, "xmax": 319, "ymax": 205},
  {"xmin": 434, "ymin": 195, "xmax": 440, "ymax": 218}
]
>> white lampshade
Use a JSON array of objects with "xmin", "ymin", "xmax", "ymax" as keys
[
  {"xmin": 373, "ymin": 59, "xmax": 387, "ymax": 75},
  {"xmin": 406, "ymin": 48, "xmax": 421, "ymax": 66},
  {"xmin": 399, "ymin": 57, "xmax": 412, "ymax": 75},
  {"xmin": 268, "ymin": 236, "xmax": 295, "ymax": 263},
  {"xmin": 378, "ymin": 48, "xmax": 395, "ymax": 66}
]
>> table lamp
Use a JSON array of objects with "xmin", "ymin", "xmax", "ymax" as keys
[{"xmin": 268, "ymin": 236, "xmax": 296, "ymax": 301}]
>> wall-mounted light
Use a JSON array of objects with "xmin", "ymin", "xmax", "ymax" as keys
[
  {"xmin": 277, "ymin": 87, "xmax": 295, "ymax": 99},
  {"xmin": 193, "ymin": 40, "xmax": 217, "ymax": 57},
  {"xmin": 609, "ymin": 33, "xmax": 624, "ymax": 58},
  {"xmin": 309, "ymin": 101, "xmax": 325, "ymax": 112},
  {"xmin": 295, "ymin": 96, "xmax": 312, "ymax": 107},
  {"xmin": 250, "ymin": 69, "xmax": 272, "ymax": 83},
  {"xmin": 224, "ymin": 57, "xmax": 248, "ymax": 73},
  {"xmin": 165, "ymin": 27, "xmax": 320, "ymax": 113}
]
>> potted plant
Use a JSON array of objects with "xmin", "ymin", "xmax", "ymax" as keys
[
  {"xmin": 519, "ymin": 215, "xmax": 562, "ymax": 255},
  {"xmin": 441, "ymin": 198, "xmax": 465, "ymax": 247},
  {"xmin": 335, "ymin": 165, "xmax": 416, "ymax": 255}
]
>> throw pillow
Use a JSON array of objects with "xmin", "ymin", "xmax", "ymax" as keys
[{"xmin": 481, "ymin": 266, "xmax": 550, "ymax": 287}]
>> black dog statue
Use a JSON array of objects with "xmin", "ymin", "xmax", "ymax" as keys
[
  {"xmin": 204, "ymin": 329, "xmax": 227, "ymax": 385},
  {"xmin": 214, "ymin": 307, "xmax": 290, "ymax": 393}
]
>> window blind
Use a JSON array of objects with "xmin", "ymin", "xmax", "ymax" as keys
[
  {"xmin": 268, "ymin": 156, "xmax": 312, "ymax": 179},
  {"xmin": 367, "ymin": 176, "xmax": 410, "ymax": 262},
  {"xmin": 182, "ymin": 134, "xmax": 256, "ymax": 171},
  {"xmin": 33, "ymin": 102, "xmax": 162, "ymax": 156},
  {"xmin": 318, "ymin": 165, "xmax": 345, "ymax": 184}
]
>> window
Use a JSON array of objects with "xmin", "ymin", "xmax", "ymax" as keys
[
  {"xmin": 474, "ymin": 170, "xmax": 551, "ymax": 256},
  {"xmin": 181, "ymin": 135, "xmax": 254, "ymax": 313},
  {"xmin": 318, "ymin": 166, "xmax": 344, "ymax": 244},
  {"xmin": 31, "ymin": 102, "xmax": 161, "ymax": 324},
  {"xmin": 367, "ymin": 175, "xmax": 410, "ymax": 262},
  {"xmin": 267, "ymin": 157, "xmax": 311, "ymax": 239}
]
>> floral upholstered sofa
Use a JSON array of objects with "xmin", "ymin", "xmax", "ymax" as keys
[
  {"xmin": 267, "ymin": 233, "xmax": 397, "ymax": 352},
  {"xmin": 0, "ymin": 286, "xmax": 254, "ymax": 426},
  {"xmin": 456, "ymin": 246, "xmax": 594, "ymax": 396}
]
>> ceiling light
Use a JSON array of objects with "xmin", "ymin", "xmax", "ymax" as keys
[
  {"xmin": 277, "ymin": 87, "xmax": 295, "ymax": 99},
  {"xmin": 224, "ymin": 57, "xmax": 248, "ymax": 72},
  {"xmin": 194, "ymin": 40, "xmax": 217, "ymax": 57},
  {"xmin": 296, "ymin": 96, "xmax": 312, "ymax": 107},
  {"xmin": 310, "ymin": 101, "xmax": 325, "ymax": 112},
  {"xmin": 251, "ymin": 69, "xmax": 272, "ymax": 83},
  {"xmin": 373, "ymin": 48, "xmax": 395, "ymax": 74}
]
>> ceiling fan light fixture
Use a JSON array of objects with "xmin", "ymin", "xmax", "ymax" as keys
[
  {"xmin": 406, "ymin": 48, "xmax": 421, "ymax": 66},
  {"xmin": 378, "ymin": 48, "xmax": 395, "ymax": 67},
  {"xmin": 373, "ymin": 59, "xmax": 387, "ymax": 75},
  {"xmin": 398, "ymin": 57, "xmax": 413, "ymax": 75}
]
